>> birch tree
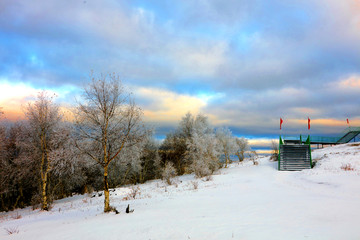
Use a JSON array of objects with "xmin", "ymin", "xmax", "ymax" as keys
[
  {"xmin": 74, "ymin": 73, "xmax": 147, "ymax": 213},
  {"xmin": 24, "ymin": 91, "xmax": 62, "ymax": 210}
]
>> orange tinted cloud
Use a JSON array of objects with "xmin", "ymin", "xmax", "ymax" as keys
[
  {"xmin": 0, "ymin": 81, "xmax": 59, "ymax": 121},
  {"xmin": 295, "ymin": 118, "xmax": 359, "ymax": 127},
  {"xmin": 136, "ymin": 87, "xmax": 208, "ymax": 123},
  {"xmin": 0, "ymin": 82, "xmax": 37, "ymax": 120},
  {"xmin": 338, "ymin": 75, "xmax": 360, "ymax": 88}
]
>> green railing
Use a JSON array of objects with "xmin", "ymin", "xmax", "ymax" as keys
[{"xmin": 281, "ymin": 127, "xmax": 360, "ymax": 144}]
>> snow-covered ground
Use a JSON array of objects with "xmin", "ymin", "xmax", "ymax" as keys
[{"xmin": 2, "ymin": 143, "xmax": 360, "ymax": 240}]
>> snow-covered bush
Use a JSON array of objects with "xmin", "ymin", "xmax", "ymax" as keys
[
  {"xmin": 191, "ymin": 159, "xmax": 212, "ymax": 178},
  {"xmin": 162, "ymin": 162, "xmax": 177, "ymax": 185}
]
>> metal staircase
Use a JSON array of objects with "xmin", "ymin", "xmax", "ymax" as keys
[
  {"xmin": 278, "ymin": 136, "xmax": 312, "ymax": 171},
  {"xmin": 279, "ymin": 144, "xmax": 312, "ymax": 171},
  {"xmin": 336, "ymin": 130, "xmax": 360, "ymax": 143}
]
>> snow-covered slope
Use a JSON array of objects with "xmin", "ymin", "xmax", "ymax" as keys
[{"xmin": 1, "ymin": 143, "xmax": 360, "ymax": 240}]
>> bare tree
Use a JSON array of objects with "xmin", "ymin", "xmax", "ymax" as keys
[
  {"xmin": 74, "ymin": 73, "xmax": 147, "ymax": 213},
  {"xmin": 234, "ymin": 137, "xmax": 250, "ymax": 163},
  {"xmin": 24, "ymin": 91, "xmax": 62, "ymax": 210}
]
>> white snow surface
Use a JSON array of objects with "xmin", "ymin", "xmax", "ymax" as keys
[{"xmin": 1, "ymin": 143, "xmax": 360, "ymax": 240}]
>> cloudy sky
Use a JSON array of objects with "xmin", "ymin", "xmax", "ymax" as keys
[{"xmin": 1, "ymin": 0, "xmax": 360, "ymax": 148}]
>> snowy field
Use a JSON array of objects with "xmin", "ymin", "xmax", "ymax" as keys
[{"xmin": 1, "ymin": 143, "xmax": 360, "ymax": 240}]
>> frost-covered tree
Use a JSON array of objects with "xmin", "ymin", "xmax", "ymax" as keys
[
  {"xmin": 0, "ymin": 122, "xmax": 8, "ymax": 208},
  {"xmin": 47, "ymin": 123, "xmax": 87, "ymax": 199},
  {"xmin": 74, "ymin": 73, "xmax": 148, "ymax": 213},
  {"xmin": 0, "ymin": 123, "xmax": 42, "ymax": 211},
  {"xmin": 159, "ymin": 132, "xmax": 187, "ymax": 174},
  {"xmin": 161, "ymin": 113, "xmax": 221, "ymax": 176},
  {"xmin": 23, "ymin": 91, "xmax": 63, "ymax": 210},
  {"xmin": 138, "ymin": 136, "xmax": 162, "ymax": 183},
  {"xmin": 187, "ymin": 132, "xmax": 220, "ymax": 177},
  {"xmin": 234, "ymin": 137, "xmax": 250, "ymax": 163},
  {"xmin": 216, "ymin": 127, "xmax": 237, "ymax": 168},
  {"xmin": 186, "ymin": 114, "xmax": 220, "ymax": 177},
  {"xmin": 108, "ymin": 140, "xmax": 144, "ymax": 186},
  {"xmin": 159, "ymin": 113, "xmax": 195, "ymax": 174}
]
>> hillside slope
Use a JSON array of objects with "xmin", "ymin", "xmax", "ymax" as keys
[{"xmin": 1, "ymin": 143, "xmax": 360, "ymax": 240}]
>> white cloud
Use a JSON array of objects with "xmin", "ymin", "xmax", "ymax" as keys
[{"xmin": 169, "ymin": 41, "xmax": 228, "ymax": 78}]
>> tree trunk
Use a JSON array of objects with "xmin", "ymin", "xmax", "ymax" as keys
[
  {"xmin": 103, "ymin": 165, "xmax": 110, "ymax": 212},
  {"xmin": 41, "ymin": 173, "xmax": 48, "ymax": 210},
  {"xmin": 224, "ymin": 151, "xmax": 229, "ymax": 168},
  {"xmin": 40, "ymin": 133, "xmax": 49, "ymax": 211}
]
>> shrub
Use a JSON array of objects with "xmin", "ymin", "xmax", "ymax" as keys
[
  {"xmin": 270, "ymin": 140, "xmax": 278, "ymax": 161},
  {"xmin": 341, "ymin": 163, "xmax": 355, "ymax": 171},
  {"xmin": 204, "ymin": 175, "xmax": 213, "ymax": 181},
  {"xmin": 191, "ymin": 181, "xmax": 199, "ymax": 190},
  {"xmin": 122, "ymin": 186, "xmax": 141, "ymax": 200},
  {"xmin": 191, "ymin": 160, "xmax": 212, "ymax": 178},
  {"xmin": 249, "ymin": 150, "xmax": 259, "ymax": 165},
  {"xmin": 162, "ymin": 162, "xmax": 177, "ymax": 185},
  {"xmin": 11, "ymin": 212, "xmax": 22, "ymax": 220},
  {"xmin": 5, "ymin": 226, "xmax": 19, "ymax": 235}
]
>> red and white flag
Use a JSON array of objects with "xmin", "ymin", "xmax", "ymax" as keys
[
  {"xmin": 347, "ymin": 118, "xmax": 349, "ymax": 125},
  {"xmin": 308, "ymin": 117, "xmax": 311, "ymax": 130},
  {"xmin": 280, "ymin": 118, "xmax": 283, "ymax": 130}
]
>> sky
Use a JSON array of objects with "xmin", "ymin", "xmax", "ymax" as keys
[{"xmin": 1, "ymin": 0, "xmax": 360, "ymax": 151}]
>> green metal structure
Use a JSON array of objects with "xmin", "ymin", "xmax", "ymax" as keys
[
  {"xmin": 278, "ymin": 127, "xmax": 359, "ymax": 171},
  {"xmin": 278, "ymin": 135, "xmax": 312, "ymax": 171},
  {"xmin": 283, "ymin": 127, "xmax": 360, "ymax": 146}
]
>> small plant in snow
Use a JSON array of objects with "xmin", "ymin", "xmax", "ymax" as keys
[
  {"xmin": 162, "ymin": 162, "xmax": 177, "ymax": 185},
  {"xmin": 249, "ymin": 150, "xmax": 259, "ymax": 165},
  {"xmin": 191, "ymin": 181, "xmax": 199, "ymax": 190},
  {"xmin": 5, "ymin": 226, "xmax": 19, "ymax": 235},
  {"xmin": 341, "ymin": 163, "xmax": 355, "ymax": 171},
  {"xmin": 122, "ymin": 186, "xmax": 141, "ymax": 201},
  {"xmin": 204, "ymin": 175, "xmax": 213, "ymax": 181},
  {"xmin": 11, "ymin": 212, "xmax": 22, "ymax": 220},
  {"xmin": 130, "ymin": 187, "xmax": 141, "ymax": 199}
]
